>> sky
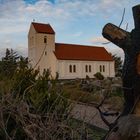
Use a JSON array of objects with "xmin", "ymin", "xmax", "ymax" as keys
[{"xmin": 0, "ymin": 0, "xmax": 140, "ymax": 59}]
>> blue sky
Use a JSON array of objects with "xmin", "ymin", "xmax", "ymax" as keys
[{"xmin": 0, "ymin": 0, "xmax": 140, "ymax": 58}]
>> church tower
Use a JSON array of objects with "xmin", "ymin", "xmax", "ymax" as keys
[{"xmin": 28, "ymin": 22, "xmax": 57, "ymax": 76}]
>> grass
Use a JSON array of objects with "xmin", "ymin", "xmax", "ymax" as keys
[
  {"xmin": 61, "ymin": 80, "xmax": 124, "ymax": 111},
  {"xmin": 68, "ymin": 118, "xmax": 107, "ymax": 140},
  {"xmin": 0, "ymin": 50, "xmax": 123, "ymax": 139},
  {"xmin": 62, "ymin": 82, "xmax": 103, "ymax": 104}
]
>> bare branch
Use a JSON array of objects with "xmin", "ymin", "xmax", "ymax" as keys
[
  {"xmin": 125, "ymin": 23, "xmax": 128, "ymax": 31},
  {"xmin": 102, "ymin": 8, "xmax": 126, "ymax": 45},
  {"xmin": 119, "ymin": 8, "xmax": 125, "ymax": 28}
]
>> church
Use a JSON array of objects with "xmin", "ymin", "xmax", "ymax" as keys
[{"xmin": 28, "ymin": 22, "xmax": 115, "ymax": 79}]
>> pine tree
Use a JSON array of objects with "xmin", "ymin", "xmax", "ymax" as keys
[{"xmin": 112, "ymin": 54, "xmax": 123, "ymax": 77}]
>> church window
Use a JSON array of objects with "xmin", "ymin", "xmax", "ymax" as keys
[
  {"xmin": 89, "ymin": 65, "xmax": 91, "ymax": 72},
  {"xmin": 73, "ymin": 65, "xmax": 76, "ymax": 73},
  {"xmin": 69, "ymin": 65, "xmax": 72, "ymax": 73},
  {"xmin": 45, "ymin": 51, "xmax": 47, "ymax": 55},
  {"xmin": 44, "ymin": 36, "xmax": 47, "ymax": 43},
  {"xmin": 103, "ymin": 65, "xmax": 105, "ymax": 72}
]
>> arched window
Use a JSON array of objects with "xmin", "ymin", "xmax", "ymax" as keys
[
  {"xmin": 73, "ymin": 65, "xmax": 76, "ymax": 73},
  {"xmin": 44, "ymin": 36, "xmax": 47, "ymax": 43},
  {"xmin": 100, "ymin": 65, "xmax": 102, "ymax": 72},
  {"xmin": 85, "ymin": 65, "xmax": 88, "ymax": 72},
  {"xmin": 89, "ymin": 65, "xmax": 91, "ymax": 72},
  {"xmin": 103, "ymin": 65, "xmax": 105, "ymax": 72},
  {"xmin": 69, "ymin": 65, "xmax": 72, "ymax": 73}
]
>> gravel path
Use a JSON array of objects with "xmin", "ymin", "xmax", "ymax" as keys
[{"xmin": 71, "ymin": 103, "xmax": 118, "ymax": 130}]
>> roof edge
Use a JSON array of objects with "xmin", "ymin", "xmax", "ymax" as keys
[
  {"xmin": 55, "ymin": 42, "xmax": 105, "ymax": 48},
  {"xmin": 32, "ymin": 22, "xmax": 55, "ymax": 34}
]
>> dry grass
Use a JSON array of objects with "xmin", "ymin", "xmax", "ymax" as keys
[
  {"xmin": 61, "ymin": 80, "xmax": 124, "ymax": 112},
  {"xmin": 62, "ymin": 83, "xmax": 102, "ymax": 104},
  {"xmin": 106, "ymin": 96, "xmax": 124, "ymax": 111}
]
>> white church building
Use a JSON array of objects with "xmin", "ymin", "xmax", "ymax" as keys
[{"xmin": 28, "ymin": 22, "xmax": 115, "ymax": 79}]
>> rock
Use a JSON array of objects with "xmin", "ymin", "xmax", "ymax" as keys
[
  {"xmin": 107, "ymin": 132, "xmax": 121, "ymax": 140},
  {"xmin": 106, "ymin": 115, "xmax": 140, "ymax": 140},
  {"xmin": 91, "ymin": 80, "xmax": 102, "ymax": 87},
  {"xmin": 111, "ymin": 84, "xmax": 122, "ymax": 93},
  {"xmin": 102, "ymin": 78, "xmax": 112, "ymax": 89},
  {"xmin": 117, "ymin": 115, "xmax": 140, "ymax": 140},
  {"xmin": 112, "ymin": 77, "xmax": 122, "ymax": 85},
  {"xmin": 81, "ymin": 83, "xmax": 94, "ymax": 92},
  {"xmin": 101, "ymin": 89, "xmax": 109, "ymax": 96}
]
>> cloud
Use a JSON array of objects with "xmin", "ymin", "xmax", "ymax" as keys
[
  {"xmin": 0, "ymin": 0, "xmax": 131, "ymax": 22},
  {"xmin": 0, "ymin": 0, "xmax": 138, "ymax": 59},
  {"xmin": 90, "ymin": 36, "xmax": 124, "ymax": 59},
  {"xmin": 90, "ymin": 36, "xmax": 108, "ymax": 44},
  {"xmin": 105, "ymin": 45, "xmax": 124, "ymax": 60},
  {"xmin": 0, "ymin": 46, "xmax": 27, "ymax": 58},
  {"xmin": 15, "ymin": 45, "xmax": 28, "ymax": 57},
  {"xmin": 0, "ymin": 0, "xmax": 136, "ymax": 34},
  {"xmin": 0, "ymin": 37, "xmax": 27, "ymax": 58},
  {"xmin": 73, "ymin": 32, "xmax": 83, "ymax": 37}
]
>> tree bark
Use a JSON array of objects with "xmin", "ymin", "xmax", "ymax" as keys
[
  {"xmin": 102, "ymin": 23, "xmax": 130, "ymax": 48},
  {"xmin": 132, "ymin": 5, "xmax": 140, "ymax": 29},
  {"xmin": 102, "ymin": 4, "xmax": 140, "ymax": 140}
]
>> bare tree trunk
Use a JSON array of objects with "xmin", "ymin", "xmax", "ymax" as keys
[{"xmin": 101, "ymin": 4, "xmax": 140, "ymax": 140}]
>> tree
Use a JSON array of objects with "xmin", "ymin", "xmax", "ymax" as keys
[
  {"xmin": 0, "ymin": 52, "xmax": 71, "ymax": 140},
  {"xmin": 0, "ymin": 49, "xmax": 19, "ymax": 78},
  {"xmin": 17, "ymin": 56, "xmax": 28, "ymax": 70},
  {"xmin": 0, "ymin": 49, "xmax": 28, "ymax": 79},
  {"xmin": 112, "ymin": 54, "xmax": 123, "ymax": 77},
  {"xmin": 101, "ymin": 4, "xmax": 140, "ymax": 140}
]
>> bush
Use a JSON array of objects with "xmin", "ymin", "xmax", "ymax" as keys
[
  {"xmin": 0, "ymin": 58, "xmax": 72, "ymax": 139},
  {"xmin": 94, "ymin": 72, "xmax": 104, "ymax": 80},
  {"xmin": 0, "ymin": 49, "xmax": 108, "ymax": 139}
]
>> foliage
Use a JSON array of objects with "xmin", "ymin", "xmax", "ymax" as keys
[
  {"xmin": 94, "ymin": 72, "xmax": 104, "ymax": 80},
  {"xmin": 0, "ymin": 49, "xmax": 103, "ymax": 140},
  {"xmin": 112, "ymin": 54, "xmax": 123, "ymax": 77},
  {"xmin": 0, "ymin": 49, "xmax": 122, "ymax": 140},
  {"xmin": 0, "ymin": 49, "xmax": 73, "ymax": 139},
  {"xmin": 69, "ymin": 119, "xmax": 107, "ymax": 140},
  {"xmin": 0, "ymin": 69, "xmax": 73, "ymax": 140},
  {"xmin": 0, "ymin": 49, "xmax": 19, "ymax": 79},
  {"xmin": 86, "ymin": 75, "xmax": 90, "ymax": 80}
]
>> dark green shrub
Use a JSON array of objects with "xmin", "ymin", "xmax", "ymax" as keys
[
  {"xmin": 0, "ymin": 50, "xmax": 71, "ymax": 139},
  {"xmin": 0, "ymin": 49, "xmax": 104, "ymax": 140},
  {"xmin": 94, "ymin": 72, "xmax": 104, "ymax": 80},
  {"xmin": 86, "ymin": 75, "xmax": 90, "ymax": 80}
]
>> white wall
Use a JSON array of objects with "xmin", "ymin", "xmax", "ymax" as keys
[
  {"xmin": 28, "ymin": 23, "xmax": 115, "ymax": 79},
  {"xmin": 28, "ymin": 24, "xmax": 57, "ymax": 78},
  {"xmin": 57, "ymin": 60, "xmax": 115, "ymax": 79}
]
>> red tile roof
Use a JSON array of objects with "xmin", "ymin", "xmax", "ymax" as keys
[
  {"xmin": 32, "ymin": 22, "xmax": 55, "ymax": 34},
  {"xmin": 54, "ymin": 43, "xmax": 113, "ymax": 61}
]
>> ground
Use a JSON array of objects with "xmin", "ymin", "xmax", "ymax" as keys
[{"xmin": 59, "ymin": 77, "xmax": 124, "ymax": 137}]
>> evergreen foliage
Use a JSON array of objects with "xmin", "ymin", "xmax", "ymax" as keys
[
  {"xmin": 0, "ymin": 49, "xmax": 71, "ymax": 140},
  {"xmin": 112, "ymin": 54, "xmax": 123, "ymax": 77},
  {"xmin": 94, "ymin": 72, "xmax": 104, "ymax": 80},
  {"xmin": 0, "ymin": 49, "xmax": 19, "ymax": 79},
  {"xmin": 0, "ymin": 49, "xmax": 107, "ymax": 140}
]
